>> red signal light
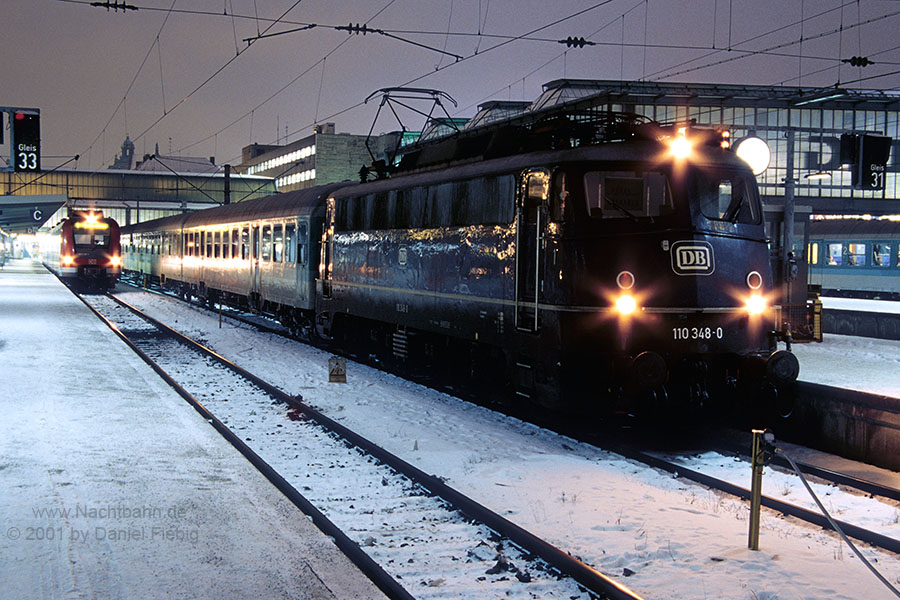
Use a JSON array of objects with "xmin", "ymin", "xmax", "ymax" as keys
[{"xmin": 14, "ymin": 112, "xmax": 25, "ymax": 121}]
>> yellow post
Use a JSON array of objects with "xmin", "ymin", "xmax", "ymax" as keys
[{"xmin": 748, "ymin": 429, "xmax": 766, "ymax": 550}]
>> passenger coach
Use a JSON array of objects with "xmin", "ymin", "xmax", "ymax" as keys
[
  {"xmin": 808, "ymin": 218, "xmax": 900, "ymax": 299},
  {"xmin": 123, "ymin": 183, "xmax": 349, "ymax": 338}
]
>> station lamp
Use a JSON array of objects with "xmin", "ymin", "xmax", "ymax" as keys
[{"xmin": 735, "ymin": 136, "xmax": 770, "ymax": 175}]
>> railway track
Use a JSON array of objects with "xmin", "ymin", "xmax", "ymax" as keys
[
  {"xmin": 115, "ymin": 278, "xmax": 900, "ymax": 559},
  {"xmin": 78, "ymin": 291, "xmax": 643, "ymax": 600}
]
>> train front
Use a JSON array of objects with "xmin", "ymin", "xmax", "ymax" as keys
[
  {"xmin": 58, "ymin": 211, "xmax": 122, "ymax": 288},
  {"xmin": 561, "ymin": 128, "xmax": 798, "ymax": 412}
]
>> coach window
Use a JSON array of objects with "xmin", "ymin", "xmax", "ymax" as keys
[
  {"xmin": 847, "ymin": 243, "xmax": 866, "ymax": 266},
  {"xmin": 241, "ymin": 227, "xmax": 250, "ymax": 260},
  {"xmin": 808, "ymin": 242, "xmax": 819, "ymax": 265},
  {"xmin": 297, "ymin": 222, "xmax": 308, "ymax": 265},
  {"xmin": 261, "ymin": 225, "xmax": 272, "ymax": 261},
  {"xmin": 826, "ymin": 243, "xmax": 842, "ymax": 266},
  {"xmin": 220, "ymin": 232, "xmax": 228, "ymax": 259},
  {"xmin": 252, "ymin": 226, "xmax": 260, "ymax": 260},
  {"xmin": 285, "ymin": 223, "xmax": 296, "ymax": 263},
  {"xmin": 214, "ymin": 231, "xmax": 221, "ymax": 258},
  {"xmin": 872, "ymin": 243, "xmax": 891, "ymax": 267},
  {"xmin": 274, "ymin": 224, "xmax": 284, "ymax": 262},
  {"xmin": 231, "ymin": 229, "xmax": 239, "ymax": 259}
]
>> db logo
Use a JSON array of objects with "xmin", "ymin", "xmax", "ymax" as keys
[{"xmin": 671, "ymin": 241, "xmax": 715, "ymax": 275}]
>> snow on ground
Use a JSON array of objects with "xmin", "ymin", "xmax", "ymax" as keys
[
  {"xmin": 114, "ymin": 286, "xmax": 900, "ymax": 600},
  {"xmin": 790, "ymin": 334, "xmax": 900, "ymax": 397},
  {"xmin": 0, "ymin": 262, "xmax": 388, "ymax": 600}
]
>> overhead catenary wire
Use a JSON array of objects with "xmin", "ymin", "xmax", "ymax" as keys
[{"xmin": 59, "ymin": 0, "xmax": 900, "ymax": 172}]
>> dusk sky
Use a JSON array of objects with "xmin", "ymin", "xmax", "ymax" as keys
[{"xmin": 4, "ymin": 0, "xmax": 900, "ymax": 170}]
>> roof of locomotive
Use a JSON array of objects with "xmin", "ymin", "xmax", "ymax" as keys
[
  {"xmin": 332, "ymin": 137, "xmax": 753, "ymax": 201},
  {"xmin": 121, "ymin": 181, "xmax": 353, "ymax": 234}
]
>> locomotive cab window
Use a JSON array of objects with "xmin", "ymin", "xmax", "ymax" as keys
[
  {"xmin": 693, "ymin": 171, "xmax": 759, "ymax": 225},
  {"xmin": 584, "ymin": 170, "xmax": 672, "ymax": 219}
]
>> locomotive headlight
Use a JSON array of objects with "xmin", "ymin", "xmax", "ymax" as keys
[
  {"xmin": 109, "ymin": 255, "xmax": 122, "ymax": 267},
  {"xmin": 62, "ymin": 255, "xmax": 74, "ymax": 266},
  {"xmin": 745, "ymin": 294, "xmax": 767, "ymax": 316},
  {"xmin": 668, "ymin": 134, "xmax": 693, "ymax": 160},
  {"xmin": 616, "ymin": 294, "xmax": 638, "ymax": 315}
]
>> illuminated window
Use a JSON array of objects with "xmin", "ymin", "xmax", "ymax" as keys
[
  {"xmin": 808, "ymin": 242, "xmax": 819, "ymax": 265},
  {"xmin": 285, "ymin": 223, "xmax": 296, "ymax": 263},
  {"xmin": 273, "ymin": 224, "xmax": 283, "ymax": 263},
  {"xmin": 826, "ymin": 243, "xmax": 842, "ymax": 266},
  {"xmin": 261, "ymin": 225, "xmax": 272, "ymax": 261},
  {"xmin": 872, "ymin": 243, "xmax": 891, "ymax": 267},
  {"xmin": 297, "ymin": 222, "xmax": 308, "ymax": 265},
  {"xmin": 848, "ymin": 243, "xmax": 866, "ymax": 267}
]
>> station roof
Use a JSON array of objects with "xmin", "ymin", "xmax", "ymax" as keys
[
  {"xmin": 0, "ymin": 194, "xmax": 67, "ymax": 235},
  {"xmin": 531, "ymin": 79, "xmax": 900, "ymax": 111}
]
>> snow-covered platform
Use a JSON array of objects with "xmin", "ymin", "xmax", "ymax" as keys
[
  {"xmin": 820, "ymin": 296, "xmax": 900, "ymax": 340},
  {"xmin": 0, "ymin": 259, "xmax": 387, "ymax": 600}
]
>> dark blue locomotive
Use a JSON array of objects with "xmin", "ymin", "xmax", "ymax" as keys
[{"xmin": 123, "ymin": 113, "xmax": 798, "ymax": 413}]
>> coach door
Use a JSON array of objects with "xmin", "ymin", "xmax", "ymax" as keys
[{"xmin": 515, "ymin": 169, "xmax": 550, "ymax": 332}]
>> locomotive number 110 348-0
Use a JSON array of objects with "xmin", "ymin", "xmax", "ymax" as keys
[{"xmin": 672, "ymin": 326, "xmax": 725, "ymax": 341}]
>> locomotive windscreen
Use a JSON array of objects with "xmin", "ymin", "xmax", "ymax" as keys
[
  {"xmin": 691, "ymin": 169, "xmax": 760, "ymax": 225},
  {"xmin": 74, "ymin": 232, "xmax": 111, "ymax": 248},
  {"xmin": 584, "ymin": 170, "xmax": 673, "ymax": 219}
]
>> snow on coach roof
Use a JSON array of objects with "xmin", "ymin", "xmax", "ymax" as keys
[{"xmin": 121, "ymin": 182, "xmax": 353, "ymax": 234}]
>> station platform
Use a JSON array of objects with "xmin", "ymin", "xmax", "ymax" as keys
[{"xmin": 0, "ymin": 259, "xmax": 387, "ymax": 600}]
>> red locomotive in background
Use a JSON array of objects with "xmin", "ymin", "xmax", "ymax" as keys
[{"xmin": 43, "ymin": 211, "xmax": 121, "ymax": 290}]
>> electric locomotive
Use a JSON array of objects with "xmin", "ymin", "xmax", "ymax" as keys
[
  {"xmin": 317, "ymin": 114, "xmax": 798, "ymax": 412},
  {"xmin": 43, "ymin": 211, "xmax": 122, "ymax": 289}
]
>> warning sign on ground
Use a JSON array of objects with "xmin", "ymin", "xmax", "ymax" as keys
[{"xmin": 328, "ymin": 356, "xmax": 347, "ymax": 383}]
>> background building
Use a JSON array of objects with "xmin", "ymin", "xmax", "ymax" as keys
[{"xmin": 240, "ymin": 122, "xmax": 402, "ymax": 191}]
